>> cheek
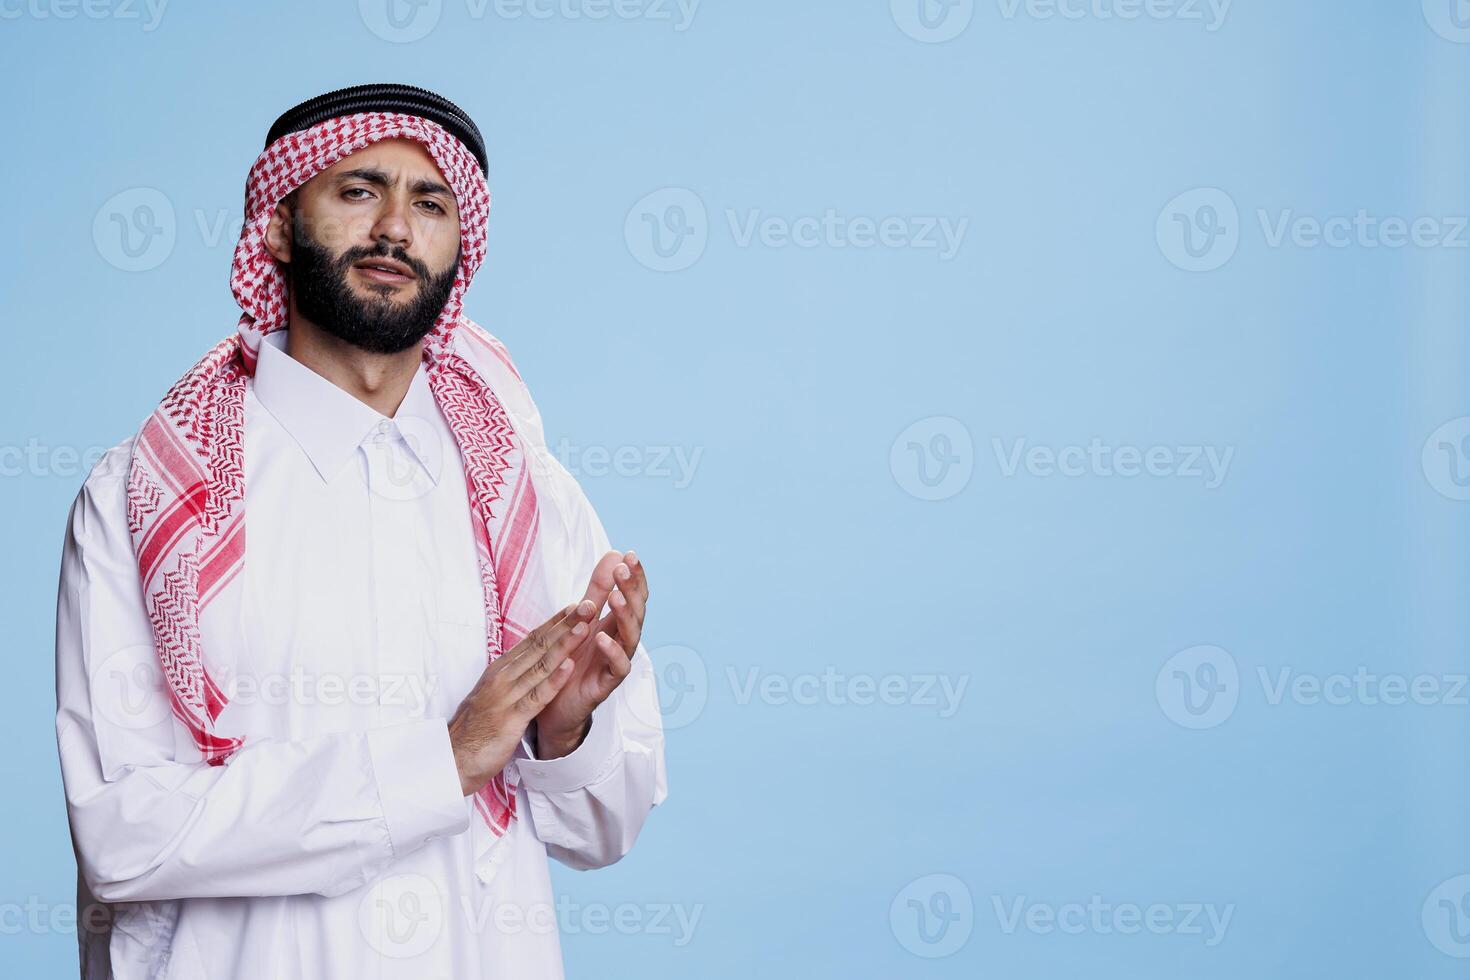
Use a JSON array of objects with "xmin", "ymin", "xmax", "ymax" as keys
[
  {"xmin": 420, "ymin": 222, "xmax": 462, "ymax": 271},
  {"xmin": 301, "ymin": 206, "xmax": 375, "ymax": 252}
]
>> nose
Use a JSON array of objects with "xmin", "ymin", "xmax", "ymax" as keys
[{"xmin": 368, "ymin": 196, "xmax": 412, "ymax": 250}]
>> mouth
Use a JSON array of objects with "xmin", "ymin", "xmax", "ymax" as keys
[{"xmin": 353, "ymin": 257, "xmax": 417, "ymax": 285}]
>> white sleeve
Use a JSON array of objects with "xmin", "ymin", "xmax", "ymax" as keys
[
  {"xmin": 53, "ymin": 447, "xmax": 471, "ymax": 903},
  {"xmin": 470, "ymin": 333, "xmax": 669, "ymax": 870},
  {"xmin": 514, "ymin": 472, "xmax": 669, "ymax": 869},
  {"xmin": 516, "ymin": 641, "xmax": 667, "ymax": 870}
]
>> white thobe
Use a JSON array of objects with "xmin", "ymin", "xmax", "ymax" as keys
[{"xmin": 53, "ymin": 331, "xmax": 668, "ymax": 979}]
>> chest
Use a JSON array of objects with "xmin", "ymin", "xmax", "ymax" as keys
[{"xmin": 218, "ymin": 417, "xmax": 490, "ymax": 739}]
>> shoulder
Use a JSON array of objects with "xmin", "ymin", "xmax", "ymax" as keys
[
  {"xmin": 451, "ymin": 318, "xmax": 549, "ymax": 448},
  {"xmin": 64, "ymin": 433, "xmax": 139, "ymax": 555}
]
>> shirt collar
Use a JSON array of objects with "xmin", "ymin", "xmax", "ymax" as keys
[{"xmin": 252, "ymin": 331, "xmax": 438, "ymax": 484}]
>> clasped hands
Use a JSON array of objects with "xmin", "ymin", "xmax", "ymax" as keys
[{"xmin": 448, "ymin": 550, "xmax": 649, "ymax": 797}]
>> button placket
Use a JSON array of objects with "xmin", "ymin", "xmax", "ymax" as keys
[{"xmin": 362, "ymin": 435, "xmax": 429, "ymax": 725}]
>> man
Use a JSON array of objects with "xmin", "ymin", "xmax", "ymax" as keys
[{"xmin": 53, "ymin": 83, "xmax": 667, "ymax": 978}]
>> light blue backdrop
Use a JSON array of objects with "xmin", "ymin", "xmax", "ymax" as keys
[{"xmin": 3, "ymin": 1, "xmax": 1468, "ymax": 976}]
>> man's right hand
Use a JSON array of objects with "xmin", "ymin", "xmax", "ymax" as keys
[{"xmin": 447, "ymin": 599, "xmax": 598, "ymax": 797}]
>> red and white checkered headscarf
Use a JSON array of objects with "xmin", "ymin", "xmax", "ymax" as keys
[{"xmin": 125, "ymin": 111, "xmax": 553, "ymax": 874}]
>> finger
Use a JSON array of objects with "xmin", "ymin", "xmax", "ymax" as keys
[
  {"xmin": 517, "ymin": 652, "xmax": 577, "ymax": 715},
  {"xmin": 612, "ymin": 559, "xmax": 646, "ymax": 627},
  {"xmin": 507, "ymin": 619, "xmax": 588, "ymax": 704},
  {"xmin": 595, "ymin": 630, "xmax": 633, "ymax": 680},
  {"xmin": 579, "ymin": 551, "xmax": 623, "ymax": 610},
  {"xmin": 500, "ymin": 600, "xmax": 594, "ymax": 679},
  {"xmin": 622, "ymin": 550, "xmax": 649, "ymax": 603},
  {"xmin": 608, "ymin": 581, "xmax": 642, "ymax": 654}
]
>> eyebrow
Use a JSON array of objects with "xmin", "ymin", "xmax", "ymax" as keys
[{"xmin": 332, "ymin": 167, "xmax": 454, "ymax": 201}]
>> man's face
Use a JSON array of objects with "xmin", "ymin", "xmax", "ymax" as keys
[{"xmin": 270, "ymin": 138, "xmax": 464, "ymax": 354}]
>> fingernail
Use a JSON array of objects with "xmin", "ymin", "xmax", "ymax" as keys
[
  {"xmin": 626, "ymin": 551, "xmax": 639, "ymax": 566},
  {"xmin": 572, "ymin": 622, "xmax": 587, "ymax": 636},
  {"xmin": 616, "ymin": 564, "xmax": 630, "ymax": 580}
]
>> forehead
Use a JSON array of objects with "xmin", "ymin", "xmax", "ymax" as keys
[{"xmin": 304, "ymin": 136, "xmax": 450, "ymax": 188}]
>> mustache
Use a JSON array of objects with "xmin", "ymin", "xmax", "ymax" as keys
[{"xmin": 340, "ymin": 243, "xmax": 430, "ymax": 281}]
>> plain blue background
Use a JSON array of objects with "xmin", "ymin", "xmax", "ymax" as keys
[{"xmin": 4, "ymin": 1, "xmax": 1469, "ymax": 976}]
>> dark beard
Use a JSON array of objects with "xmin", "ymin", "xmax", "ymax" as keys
[{"xmin": 286, "ymin": 216, "xmax": 460, "ymax": 355}]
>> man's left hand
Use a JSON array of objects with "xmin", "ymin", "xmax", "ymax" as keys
[{"xmin": 533, "ymin": 549, "xmax": 648, "ymax": 759}]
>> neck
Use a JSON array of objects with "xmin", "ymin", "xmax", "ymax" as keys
[{"xmin": 283, "ymin": 314, "xmax": 422, "ymax": 418}]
